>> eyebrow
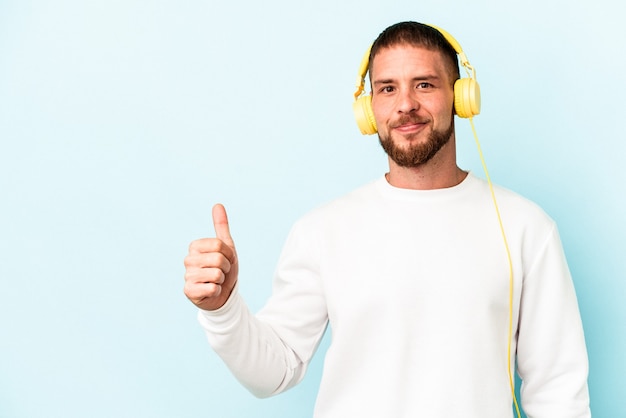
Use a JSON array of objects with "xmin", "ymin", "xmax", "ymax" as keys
[{"xmin": 372, "ymin": 74, "xmax": 442, "ymax": 86}]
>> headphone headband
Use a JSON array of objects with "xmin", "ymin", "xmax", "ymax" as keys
[{"xmin": 354, "ymin": 44, "xmax": 372, "ymax": 101}]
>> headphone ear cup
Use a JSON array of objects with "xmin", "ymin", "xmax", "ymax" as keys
[
  {"xmin": 454, "ymin": 78, "xmax": 481, "ymax": 119},
  {"xmin": 353, "ymin": 94, "xmax": 378, "ymax": 135}
]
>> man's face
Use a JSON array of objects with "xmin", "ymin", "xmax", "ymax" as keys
[{"xmin": 370, "ymin": 44, "xmax": 456, "ymax": 168}]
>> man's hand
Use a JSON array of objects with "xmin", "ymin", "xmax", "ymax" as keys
[{"xmin": 184, "ymin": 204, "xmax": 239, "ymax": 311}]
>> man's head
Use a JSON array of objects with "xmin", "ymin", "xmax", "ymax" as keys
[{"xmin": 368, "ymin": 22, "xmax": 460, "ymax": 169}]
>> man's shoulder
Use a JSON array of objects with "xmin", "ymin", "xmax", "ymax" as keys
[
  {"xmin": 483, "ymin": 178, "xmax": 557, "ymax": 233},
  {"xmin": 294, "ymin": 178, "xmax": 382, "ymax": 226}
]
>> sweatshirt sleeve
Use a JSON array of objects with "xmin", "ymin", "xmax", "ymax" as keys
[
  {"xmin": 516, "ymin": 225, "xmax": 591, "ymax": 417},
  {"xmin": 197, "ymin": 217, "xmax": 328, "ymax": 398}
]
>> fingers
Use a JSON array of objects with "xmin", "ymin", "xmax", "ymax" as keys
[
  {"xmin": 188, "ymin": 238, "xmax": 235, "ymax": 264},
  {"xmin": 184, "ymin": 280, "xmax": 223, "ymax": 304},
  {"xmin": 184, "ymin": 264, "xmax": 227, "ymax": 288},
  {"xmin": 212, "ymin": 204, "xmax": 234, "ymax": 248},
  {"xmin": 184, "ymin": 250, "xmax": 232, "ymax": 273},
  {"xmin": 183, "ymin": 247, "xmax": 231, "ymax": 307}
]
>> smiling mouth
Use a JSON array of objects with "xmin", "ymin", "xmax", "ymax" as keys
[
  {"xmin": 391, "ymin": 116, "xmax": 429, "ymax": 130},
  {"xmin": 392, "ymin": 120, "xmax": 428, "ymax": 134}
]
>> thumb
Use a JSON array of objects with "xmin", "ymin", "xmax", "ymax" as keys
[{"xmin": 212, "ymin": 203, "xmax": 235, "ymax": 247}]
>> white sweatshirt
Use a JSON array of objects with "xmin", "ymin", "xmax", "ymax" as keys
[{"xmin": 198, "ymin": 173, "xmax": 590, "ymax": 418}]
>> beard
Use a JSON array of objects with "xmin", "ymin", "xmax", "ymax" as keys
[{"xmin": 378, "ymin": 117, "xmax": 455, "ymax": 168}]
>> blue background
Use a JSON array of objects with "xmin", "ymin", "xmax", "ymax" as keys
[{"xmin": 1, "ymin": 1, "xmax": 623, "ymax": 417}]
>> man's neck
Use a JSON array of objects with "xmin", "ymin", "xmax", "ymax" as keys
[
  {"xmin": 385, "ymin": 164, "xmax": 468, "ymax": 190},
  {"xmin": 385, "ymin": 151, "xmax": 467, "ymax": 190}
]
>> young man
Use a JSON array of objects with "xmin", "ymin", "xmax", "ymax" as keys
[{"xmin": 183, "ymin": 22, "xmax": 590, "ymax": 417}]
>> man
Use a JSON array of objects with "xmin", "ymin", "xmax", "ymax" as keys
[{"xmin": 183, "ymin": 22, "xmax": 590, "ymax": 417}]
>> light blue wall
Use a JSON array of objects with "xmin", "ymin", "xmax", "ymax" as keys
[{"xmin": 1, "ymin": 1, "xmax": 623, "ymax": 417}]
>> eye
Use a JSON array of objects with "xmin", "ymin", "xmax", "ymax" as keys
[
  {"xmin": 416, "ymin": 82, "xmax": 433, "ymax": 89},
  {"xmin": 379, "ymin": 85, "xmax": 395, "ymax": 94}
]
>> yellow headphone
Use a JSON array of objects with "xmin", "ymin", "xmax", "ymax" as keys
[{"xmin": 352, "ymin": 24, "xmax": 481, "ymax": 135}]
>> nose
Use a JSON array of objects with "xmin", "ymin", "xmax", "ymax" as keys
[{"xmin": 396, "ymin": 88, "xmax": 419, "ymax": 114}]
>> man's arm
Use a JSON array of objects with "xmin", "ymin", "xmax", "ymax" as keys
[
  {"xmin": 516, "ymin": 225, "xmax": 591, "ymax": 417},
  {"xmin": 184, "ymin": 205, "xmax": 327, "ymax": 397}
]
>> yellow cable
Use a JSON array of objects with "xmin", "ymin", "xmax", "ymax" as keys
[{"xmin": 468, "ymin": 117, "xmax": 522, "ymax": 418}]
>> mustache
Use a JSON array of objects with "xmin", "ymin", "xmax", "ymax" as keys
[{"xmin": 390, "ymin": 115, "xmax": 429, "ymax": 129}]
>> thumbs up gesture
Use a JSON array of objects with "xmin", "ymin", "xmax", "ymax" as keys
[{"xmin": 184, "ymin": 204, "xmax": 239, "ymax": 311}]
